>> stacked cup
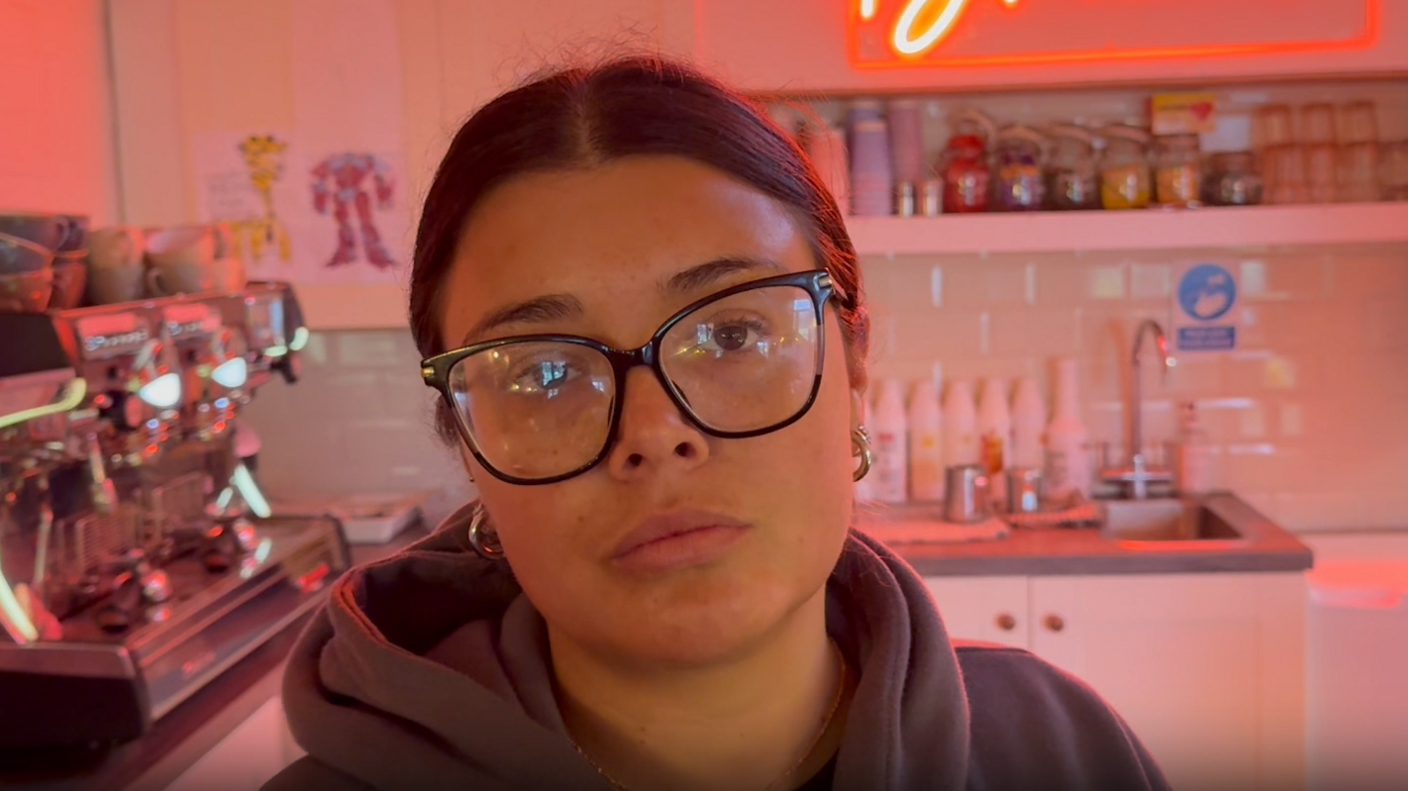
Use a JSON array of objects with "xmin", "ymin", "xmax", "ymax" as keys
[
  {"xmin": 848, "ymin": 101, "xmax": 894, "ymax": 217},
  {"xmin": 0, "ymin": 213, "xmax": 88, "ymax": 312},
  {"xmin": 86, "ymin": 226, "xmax": 148, "ymax": 304},
  {"xmin": 143, "ymin": 224, "xmax": 246, "ymax": 297}
]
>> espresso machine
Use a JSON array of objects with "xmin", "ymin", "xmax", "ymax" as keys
[{"xmin": 0, "ymin": 282, "xmax": 348, "ymax": 747}]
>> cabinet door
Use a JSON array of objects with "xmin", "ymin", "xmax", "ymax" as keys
[
  {"xmin": 1030, "ymin": 573, "xmax": 1306, "ymax": 791},
  {"xmin": 923, "ymin": 576, "xmax": 1029, "ymax": 649}
]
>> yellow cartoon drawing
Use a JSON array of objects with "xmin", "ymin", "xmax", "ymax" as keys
[{"xmin": 233, "ymin": 134, "xmax": 293, "ymax": 265}]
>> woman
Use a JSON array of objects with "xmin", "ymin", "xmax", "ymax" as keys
[{"xmin": 267, "ymin": 57, "xmax": 1169, "ymax": 791}]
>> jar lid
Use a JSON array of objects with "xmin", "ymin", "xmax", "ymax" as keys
[
  {"xmin": 997, "ymin": 124, "xmax": 1046, "ymax": 144},
  {"xmin": 1154, "ymin": 132, "xmax": 1201, "ymax": 150},
  {"xmin": 952, "ymin": 108, "xmax": 997, "ymax": 139},
  {"xmin": 1101, "ymin": 124, "xmax": 1151, "ymax": 145},
  {"xmin": 1047, "ymin": 124, "xmax": 1096, "ymax": 145}
]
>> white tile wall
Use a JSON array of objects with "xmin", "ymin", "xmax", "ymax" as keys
[
  {"xmin": 243, "ymin": 244, "xmax": 1408, "ymax": 533},
  {"xmin": 238, "ymin": 330, "xmax": 474, "ymax": 525},
  {"xmin": 864, "ymin": 243, "xmax": 1408, "ymax": 531}
]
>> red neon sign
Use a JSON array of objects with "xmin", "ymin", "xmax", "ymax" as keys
[{"xmin": 849, "ymin": 0, "xmax": 1380, "ymax": 69}]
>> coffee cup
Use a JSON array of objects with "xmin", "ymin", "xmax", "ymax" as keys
[
  {"xmin": 87, "ymin": 265, "xmax": 147, "ymax": 305},
  {"xmin": 145, "ymin": 224, "xmax": 233, "ymax": 270},
  {"xmin": 55, "ymin": 214, "xmax": 90, "ymax": 253},
  {"xmin": 50, "ymin": 253, "xmax": 89, "ymax": 310},
  {"xmin": 146, "ymin": 256, "xmax": 246, "ymax": 297},
  {"xmin": 88, "ymin": 226, "xmax": 145, "ymax": 270},
  {"xmin": 943, "ymin": 464, "xmax": 991, "ymax": 524},
  {"xmin": 0, "ymin": 232, "xmax": 53, "ymax": 274},
  {"xmin": 0, "ymin": 213, "xmax": 68, "ymax": 252},
  {"xmin": 0, "ymin": 269, "xmax": 54, "ymax": 312}
]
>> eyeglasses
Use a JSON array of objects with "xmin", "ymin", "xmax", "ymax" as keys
[{"xmin": 421, "ymin": 270, "xmax": 835, "ymax": 485}]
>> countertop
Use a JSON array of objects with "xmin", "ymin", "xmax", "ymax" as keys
[
  {"xmin": 0, "ymin": 531, "xmax": 422, "ymax": 791},
  {"xmin": 0, "ymin": 494, "xmax": 1310, "ymax": 789},
  {"xmin": 895, "ymin": 494, "xmax": 1314, "ymax": 577}
]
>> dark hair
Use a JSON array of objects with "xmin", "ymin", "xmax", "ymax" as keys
[{"xmin": 409, "ymin": 55, "xmax": 869, "ymax": 443}]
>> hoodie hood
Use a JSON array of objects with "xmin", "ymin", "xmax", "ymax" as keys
[{"xmin": 281, "ymin": 502, "xmax": 973, "ymax": 790}]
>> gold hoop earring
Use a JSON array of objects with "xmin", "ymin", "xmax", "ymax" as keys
[
  {"xmin": 467, "ymin": 504, "xmax": 505, "ymax": 559},
  {"xmin": 852, "ymin": 426, "xmax": 873, "ymax": 482}
]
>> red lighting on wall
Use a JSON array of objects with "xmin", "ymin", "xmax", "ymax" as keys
[{"xmin": 849, "ymin": 0, "xmax": 1381, "ymax": 69}]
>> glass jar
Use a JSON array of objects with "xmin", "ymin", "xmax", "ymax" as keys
[
  {"xmin": 939, "ymin": 110, "xmax": 995, "ymax": 213},
  {"xmin": 1153, "ymin": 133, "xmax": 1202, "ymax": 207},
  {"xmin": 1203, "ymin": 151, "xmax": 1263, "ymax": 206},
  {"xmin": 1381, "ymin": 140, "xmax": 1408, "ymax": 201},
  {"xmin": 1100, "ymin": 126, "xmax": 1151, "ymax": 210},
  {"xmin": 1045, "ymin": 125, "xmax": 1100, "ymax": 210},
  {"xmin": 991, "ymin": 125, "xmax": 1046, "ymax": 212}
]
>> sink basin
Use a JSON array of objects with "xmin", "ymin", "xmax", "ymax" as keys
[{"xmin": 1100, "ymin": 499, "xmax": 1247, "ymax": 544}]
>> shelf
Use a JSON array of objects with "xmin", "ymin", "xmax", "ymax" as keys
[
  {"xmin": 285, "ymin": 203, "xmax": 1408, "ymax": 331},
  {"xmin": 845, "ymin": 203, "xmax": 1408, "ymax": 257}
]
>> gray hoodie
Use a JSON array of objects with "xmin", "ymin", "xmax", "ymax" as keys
[{"xmin": 266, "ymin": 504, "xmax": 1170, "ymax": 791}]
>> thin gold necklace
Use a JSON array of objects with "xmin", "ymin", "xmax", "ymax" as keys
[{"xmin": 569, "ymin": 642, "xmax": 848, "ymax": 791}]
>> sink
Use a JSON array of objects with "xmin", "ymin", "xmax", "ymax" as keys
[{"xmin": 1100, "ymin": 499, "xmax": 1248, "ymax": 545}]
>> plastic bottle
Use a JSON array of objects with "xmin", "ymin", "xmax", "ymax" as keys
[
  {"xmin": 1044, "ymin": 358, "xmax": 1092, "ymax": 501},
  {"xmin": 871, "ymin": 379, "xmax": 909, "ymax": 503},
  {"xmin": 942, "ymin": 380, "xmax": 980, "ymax": 467},
  {"xmin": 978, "ymin": 378, "xmax": 1013, "ymax": 503},
  {"xmin": 907, "ymin": 380, "xmax": 945, "ymax": 502},
  {"xmin": 1174, "ymin": 401, "xmax": 1217, "ymax": 495},
  {"xmin": 1010, "ymin": 377, "xmax": 1048, "ymax": 469}
]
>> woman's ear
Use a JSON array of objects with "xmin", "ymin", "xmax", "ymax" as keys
[{"xmin": 850, "ymin": 387, "xmax": 867, "ymax": 430}]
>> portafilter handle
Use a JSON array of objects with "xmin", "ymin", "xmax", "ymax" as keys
[
  {"xmin": 31, "ymin": 472, "xmax": 54, "ymax": 598},
  {"xmin": 271, "ymin": 350, "xmax": 301, "ymax": 384},
  {"xmin": 85, "ymin": 433, "xmax": 117, "ymax": 515}
]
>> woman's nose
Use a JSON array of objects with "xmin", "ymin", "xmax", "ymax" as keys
[{"xmin": 604, "ymin": 367, "xmax": 711, "ymax": 480}]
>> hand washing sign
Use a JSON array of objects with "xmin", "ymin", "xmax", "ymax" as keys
[{"xmin": 1173, "ymin": 262, "xmax": 1239, "ymax": 352}]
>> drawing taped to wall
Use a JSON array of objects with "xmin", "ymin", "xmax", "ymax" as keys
[
  {"xmin": 194, "ymin": 130, "xmax": 299, "ymax": 269},
  {"xmin": 188, "ymin": 0, "xmax": 410, "ymax": 285},
  {"xmin": 309, "ymin": 152, "xmax": 396, "ymax": 270},
  {"xmin": 236, "ymin": 134, "xmax": 294, "ymax": 265}
]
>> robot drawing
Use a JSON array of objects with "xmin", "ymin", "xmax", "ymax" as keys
[{"xmin": 310, "ymin": 152, "xmax": 396, "ymax": 269}]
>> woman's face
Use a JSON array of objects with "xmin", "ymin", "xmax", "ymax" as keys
[{"xmin": 438, "ymin": 156, "xmax": 859, "ymax": 666}]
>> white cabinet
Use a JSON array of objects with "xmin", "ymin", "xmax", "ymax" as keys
[
  {"xmin": 923, "ymin": 576, "xmax": 1029, "ymax": 650},
  {"xmin": 926, "ymin": 571, "xmax": 1307, "ymax": 791}
]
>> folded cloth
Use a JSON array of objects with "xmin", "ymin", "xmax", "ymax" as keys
[
  {"xmin": 854, "ymin": 502, "xmax": 1011, "ymax": 545},
  {"xmin": 1001, "ymin": 495, "xmax": 1103, "ymax": 530}
]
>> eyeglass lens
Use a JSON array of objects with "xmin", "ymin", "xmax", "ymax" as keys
[{"xmin": 445, "ymin": 284, "xmax": 821, "ymax": 480}]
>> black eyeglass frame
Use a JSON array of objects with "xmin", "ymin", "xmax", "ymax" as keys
[{"xmin": 420, "ymin": 269, "xmax": 835, "ymax": 485}]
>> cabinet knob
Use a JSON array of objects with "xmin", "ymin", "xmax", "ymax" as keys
[
  {"xmin": 1043, "ymin": 614, "xmax": 1065, "ymax": 633},
  {"xmin": 995, "ymin": 613, "xmax": 1017, "ymax": 631}
]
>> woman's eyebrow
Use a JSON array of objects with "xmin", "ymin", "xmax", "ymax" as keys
[
  {"xmin": 459, "ymin": 257, "xmax": 785, "ymax": 346},
  {"xmin": 660, "ymin": 256, "xmax": 788, "ymax": 296},
  {"xmin": 460, "ymin": 294, "xmax": 584, "ymax": 346}
]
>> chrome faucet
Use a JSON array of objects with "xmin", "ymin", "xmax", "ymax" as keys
[{"xmin": 1101, "ymin": 319, "xmax": 1174, "ymax": 499}]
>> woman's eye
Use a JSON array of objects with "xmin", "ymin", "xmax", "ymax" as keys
[
  {"xmin": 713, "ymin": 323, "xmax": 753, "ymax": 351},
  {"xmin": 698, "ymin": 319, "xmax": 768, "ymax": 355}
]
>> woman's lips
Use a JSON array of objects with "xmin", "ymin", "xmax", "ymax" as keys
[{"xmin": 611, "ymin": 510, "xmax": 751, "ymax": 575}]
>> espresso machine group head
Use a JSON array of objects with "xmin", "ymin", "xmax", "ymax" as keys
[{"xmin": 0, "ymin": 281, "xmax": 345, "ymax": 748}]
